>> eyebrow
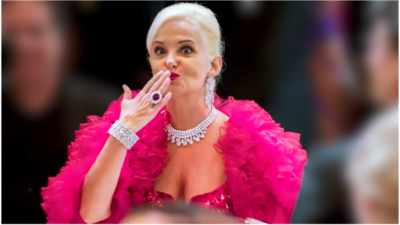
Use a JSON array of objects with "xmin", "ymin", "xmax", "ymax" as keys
[
  {"xmin": 152, "ymin": 39, "xmax": 195, "ymax": 46},
  {"xmin": 178, "ymin": 40, "xmax": 195, "ymax": 44},
  {"xmin": 153, "ymin": 41, "xmax": 164, "ymax": 45}
]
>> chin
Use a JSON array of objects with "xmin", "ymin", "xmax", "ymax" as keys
[
  {"xmin": 168, "ymin": 86, "xmax": 192, "ymax": 99},
  {"xmin": 167, "ymin": 83, "xmax": 181, "ymax": 91}
]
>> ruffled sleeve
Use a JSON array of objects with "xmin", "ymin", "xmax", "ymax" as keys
[
  {"xmin": 215, "ymin": 97, "xmax": 307, "ymax": 224},
  {"xmin": 41, "ymin": 91, "xmax": 136, "ymax": 224}
]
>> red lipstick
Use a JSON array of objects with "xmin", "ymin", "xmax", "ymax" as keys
[{"xmin": 170, "ymin": 72, "xmax": 180, "ymax": 80}]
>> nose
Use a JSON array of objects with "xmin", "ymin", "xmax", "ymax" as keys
[{"xmin": 166, "ymin": 53, "xmax": 177, "ymax": 70}]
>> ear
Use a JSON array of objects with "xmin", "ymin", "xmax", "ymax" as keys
[{"xmin": 209, "ymin": 55, "xmax": 222, "ymax": 78}]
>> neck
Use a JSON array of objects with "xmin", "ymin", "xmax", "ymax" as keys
[{"xmin": 166, "ymin": 92, "xmax": 212, "ymax": 130}]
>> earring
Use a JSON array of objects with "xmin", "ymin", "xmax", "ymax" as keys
[{"xmin": 205, "ymin": 77, "xmax": 215, "ymax": 107}]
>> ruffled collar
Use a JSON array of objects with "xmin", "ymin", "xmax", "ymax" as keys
[{"xmin": 129, "ymin": 93, "xmax": 303, "ymax": 222}]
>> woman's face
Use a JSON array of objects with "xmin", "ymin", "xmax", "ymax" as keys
[
  {"xmin": 364, "ymin": 19, "xmax": 398, "ymax": 107},
  {"xmin": 351, "ymin": 192, "xmax": 398, "ymax": 224},
  {"xmin": 148, "ymin": 17, "xmax": 221, "ymax": 97}
]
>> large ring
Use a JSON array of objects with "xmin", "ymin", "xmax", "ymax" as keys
[{"xmin": 150, "ymin": 91, "xmax": 162, "ymax": 105}]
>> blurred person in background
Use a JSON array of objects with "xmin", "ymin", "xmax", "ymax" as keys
[
  {"xmin": 346, "ymin": 102, "xmax": 398, "ymax": 224},
  {"xmin": 41, "ymin": 2, "xmax": 307, "ymax": 224},
  {"xmin": 0, "ymin": 3, "xmax": 9, "ymax": 90},
  {"xmin": 121, "ymin": 200, "xmax": 241, "ymax": 224},
  {"xmin": 2, "ymin": 1, "xmax": 120, "ymax": 223},
  {"xmin": 291, "ymin": 1, "xmax": 398, "ymax": 223},
  {"xmin": 307, "ymin": 1, "xmax": 363, "ymax": 145}
]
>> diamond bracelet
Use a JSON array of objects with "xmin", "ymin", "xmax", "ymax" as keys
[{"xmin": 108, "ymin": 120, "xmax": 139, "ymax": 149}]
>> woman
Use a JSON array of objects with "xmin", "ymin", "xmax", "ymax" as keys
[
  {"xmin": 346, "ymin": 106, "xmax": 398, "ymax": 224},
  {"xmin": 41, "ymin": 3, "xmax": 307, "ymax": 224}
]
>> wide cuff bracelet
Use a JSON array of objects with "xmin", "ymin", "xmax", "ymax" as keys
[{"xmin": 108, "ymin": 120, "xmax": 139, "ymax": 149}]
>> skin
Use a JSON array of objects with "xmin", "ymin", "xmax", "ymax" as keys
[
  {"xmin": 80, "ymin": 16, "xmax": 229, "ymax": 223},
  {"xmin": 2, "ymin": 1, "xmax": 65, "ymax": 117},
  {"xmin": 352, "ymin": 193, "xmax": 398, "ymax": 224},
  {"xmin": 363, "ymin": 19, "xmax": 398, "ymax": 109},
  {"xmin": 121, "ymin": 211, "xmax": 174, "ymax": 224},
  {"xmin": 121, "ymin": 211, "xmax": 241, "ymax": 224}
]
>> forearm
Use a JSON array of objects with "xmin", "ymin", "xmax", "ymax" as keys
[{"xmin": 80, "ymin": 136, "xmax": 128, "ymax": 223}]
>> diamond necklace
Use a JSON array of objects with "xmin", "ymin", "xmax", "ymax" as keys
[{"xmin": 164, "ymin": 105, "xmax": 217, "ymax": 147}]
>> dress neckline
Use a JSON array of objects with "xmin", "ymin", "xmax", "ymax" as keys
[{"xmin": 151, "ymin": 182, "xmax": 228, "ymax": 202}]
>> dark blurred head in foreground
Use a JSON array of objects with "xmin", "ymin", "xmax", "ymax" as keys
[
  {"xmin": 347, "ymin": 110, "xmax": 398, "ymax": 224},
  {"xmin": 362, "ymin": 1, "xmax": 398, "ymax": 110},
  {"xmin": 2, "ymin": 1, "xmax": 69, "ymax": 118},
  {"xmin": 120, "ymin": 201, "xmax": 240, "ymax": 224}
]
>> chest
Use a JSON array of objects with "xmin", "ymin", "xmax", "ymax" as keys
[
  {"xmin": 166, "ymin": 142, "xmax": 225, "ymax": 179},
  {"xmin": 153, "ymin": 121, "xmax": 227, "ymax": 200}
]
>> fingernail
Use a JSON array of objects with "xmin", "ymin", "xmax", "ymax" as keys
[{"xmin": 165, "ymin": 70, "xmax": 171, "ymax": 75}]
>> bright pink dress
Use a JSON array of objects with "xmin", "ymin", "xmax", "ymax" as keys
[{"xmin": 41, "ymin": 90, "xmax": 307, "ymax": 224}]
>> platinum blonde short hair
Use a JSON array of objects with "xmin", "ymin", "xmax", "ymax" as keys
[
  {"xmin": 146, "ymin": 3, "xmax": 224, "ymax": 62},
  {"xmin": 346, "ymin": 107, "xmax": 398, "ymax": 221}
]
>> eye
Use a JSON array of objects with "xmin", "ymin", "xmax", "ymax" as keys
[
  {"xmin": 155, "ymin": 47, "xmax": 165, "ymax": 55},
  {"xmin": 181, "ymin": 46, "xmax": 193, "ymax": 55}
]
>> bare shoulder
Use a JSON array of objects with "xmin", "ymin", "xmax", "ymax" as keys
[{"xmin": 216, "ymin": 109, "xmax": 230, "ymax": 123}]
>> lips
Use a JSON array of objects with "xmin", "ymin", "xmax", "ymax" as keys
[{"xmin": 170, "ymin": 72, "xmax": 180, "ymax": 80}]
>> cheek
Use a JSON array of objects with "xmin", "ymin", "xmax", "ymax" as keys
[
  {"xmin": 149, "ymin": 58, "xmax": 165, "ymax": 74},
  {"xmin": 181, "ymin": 58, "xmax": 207, "ymax": 84},
  {"xmin": 199, "ymin": 57, "xmax": 212, "ymax": 78},
  {"xmin": 367, "ymin": 50, "xmax": 394, "ymax": 88},
  {"xmin": 48, "ymin": 39, "xmax": 62, "ymax": 61},
  {"xmin": 181, "ymin": 57, "xmax": 199, "ymax": 72},
  {"xmin": 366, "ymin": 45, "xmax": 386, "ymax": 73},
  {"xmin": 353, "ymin": 195, "xmax": 373, "ymax": 223}
]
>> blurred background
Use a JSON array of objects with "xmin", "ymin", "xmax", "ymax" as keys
[
  {"xmin": 1, "ymin": 1, "xmax": 398, "ymax": 224},
  {"xmin": 0, "ymin": 0, "xmax": 368, "ymax": 149}
]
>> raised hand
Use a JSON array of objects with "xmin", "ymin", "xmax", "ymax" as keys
[{"xmin": 119, "ymin": 70, "xmax": 172, "ymax": 133}]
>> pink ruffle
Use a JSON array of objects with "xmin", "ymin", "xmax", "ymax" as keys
[
  {"xmin": 41, "ymin": 92, "xmax": 131, "ymax": 223},
  {"xmin": 214, "ymin": 95, "xmax": 307, "ymax": 224},
  {"xmin": 41, "ymin": 92, "xmax": 307, "ymax": 224}
]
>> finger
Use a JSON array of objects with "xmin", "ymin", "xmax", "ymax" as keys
[
  {"xmin": 142, "ymin": 70, "xmax": 164, "ymax": 94},
  {"xmin": 158, "ymin": 77, "xmax": 171, "ymax": 95},
  {"xmin": 122, "ymin": 84, "xmax": 132, "ymax": 100},
  {"xmin": 136, "ymin": 88, "xmax": 147, "ymax": 99},
  {"xmin": 152, "ymin": 92, "xmax": 172, "ymax": 112},
  {"xmin": 149, "ymin": 71, "xmax": 170, "ymax": 94},
  {"xmin": 142, "ymin": 71, "xmax": 163, "ymax": 94},
  {"xmin": 141, "ymin": 93, "xmax": 151, "ymax": 107}
]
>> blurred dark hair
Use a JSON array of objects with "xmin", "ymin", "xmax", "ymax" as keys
[
  {"xmin": 347, "ymin": 0, "xmax": 400, "ymax": 58},
  {"xmin": 130, "ymin": 201, "xmax": 204, "ymax": 216},
  {"xmin": 2, "ymin": 1, "xmax": 71, "ymax": 32},
  {"xmin": 124, "ymin": 200, "xmax": 239, "ymax": 224},
  {"xmin": 365, "ymin": 1, "xmax": 398, "ymax": 50}
]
